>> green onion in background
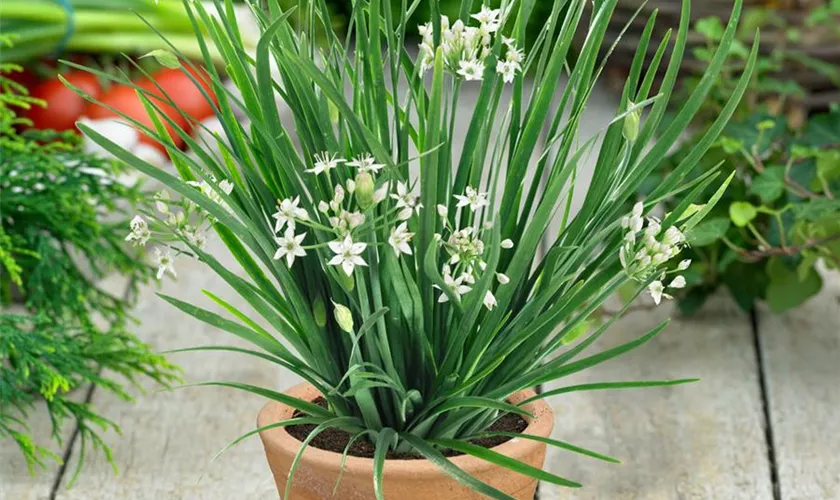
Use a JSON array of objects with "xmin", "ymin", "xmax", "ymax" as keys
[{"xmin": 0, "ymin": 0, "xmax": 234, "ymax": 63}]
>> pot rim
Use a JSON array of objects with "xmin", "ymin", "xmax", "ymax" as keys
[{"xmin": 258, "ymin": 382, "xmax": 554, "ymax": 478}]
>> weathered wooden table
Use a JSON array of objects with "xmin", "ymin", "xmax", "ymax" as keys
[{"xmin": 2, "ymin": 86, "xmax": 838, "ymax": 500}]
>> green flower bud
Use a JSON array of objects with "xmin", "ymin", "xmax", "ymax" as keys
[
  {"xmin": 623, "ymin": 100, "xmax": 640, "ymax": 142},
  {"xmin": 337, "ymin": 268, "xmax": 355, "ymax": 290},
  {"xmin": 313, "ymin": 296, "xmax": 327, "ymax": 327},
  {"xmin": 355, "ymin": 172, "xmax": 375, "ymax": 210},
  {"xmin": 332, "ymin": 301, "xmax": 354, "ymax": 333}
]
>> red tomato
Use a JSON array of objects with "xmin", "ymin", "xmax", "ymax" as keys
[
  {"xmin": 85, "ymin": 83, "xmax": 188, "ymax": 153},
  {"xmin": 26, "ymin": 71, "xmax": 101, "ymax": 132},
  {"xmin": 7, "ymin": 67, "xmax": 40, "ymax": 94},
  {"xmin": 149, "ymin": 66, "xmax": 217, "ymax": 124}
]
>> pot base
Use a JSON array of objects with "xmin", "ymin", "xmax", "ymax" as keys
[{"xmin": 258, "ymin": 383, "xmax": 554, "ymax": 500}]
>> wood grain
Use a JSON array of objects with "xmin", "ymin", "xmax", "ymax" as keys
[
  {"xmin": 540, "ymin": 296, "xmax": 774, "ymax": 500},
  {"xmin": 53, "ymin": 237, "xmax": 300, "ymax": 499},
  {"xmin": 758, "ymin": 270, "xmax": 840, "ymax": 500},
  {"xmin": 0, "ymin": 273, "xmax": 131, "ymax": 500}
]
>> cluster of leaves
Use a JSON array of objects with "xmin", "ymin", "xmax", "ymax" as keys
[
  {"xmin": 637, "ymin": 10, "xmax": 840, "ymax": 314},
  {"xmin": 72, "ymin": 0, "xmax": 753, "ymax": 497},
  {"xmin": 0, "ymin": 43, "xmax": 180, "ymax": 479}
]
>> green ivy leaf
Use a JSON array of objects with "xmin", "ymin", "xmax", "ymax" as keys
[
  {"xmin": 717, "ymin": 136, "xmax": 744, "ymax": 154},
  {"xmin": 816, "ymin": 150, "xmax": 840, "ymax": 183},
  {"xmin": 791, "ymin": 198, "xmax": 840, "ymax": 222},
  {"xmin": 799, "ymin": 109, "xmax": 840, "ymax": 148},
  {"xmin": 718, "ymin": 249, "xmax": 739, "ymax": 273},
  {"xmin": 797, "ymin": 251, "xmax": 819, "ymax": 282},
  {"xmin": 729, "ymin": 201, "xmax": 758, "ymax": 227},
  {"xmin": 750, "ymin": 166, "xmax": 785, "ymax": 203},
  {"xmin": 765, "ymin": 257, "xmax": 823, "ymax": 313},
  {"xmin": 695, "ymin": 16, "xmax": 724, "ymax": 42},
  {"xmin": 688, "ymin": 217, "xmax": 730, "ymax": 246},
  {"xmin": 141, "ymin": 49, "xmax": 181, "ymax": 69}
]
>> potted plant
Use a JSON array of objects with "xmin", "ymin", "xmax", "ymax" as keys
[{"xmin": 72, "ymin": 0, "xmax": 754, "ymax": 497}]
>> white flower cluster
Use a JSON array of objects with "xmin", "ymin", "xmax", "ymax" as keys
[
  {"xmin": 418, "ymin": 6, "xmax": 524, "ymax": 83},
  {"xmin": 270, "ymin": 152, "xmax": 416, "ymax": 276},
  {"xmin": 126, "ymin": 176, "xmax": 234, "ymax": 280},
  {"xmin": 269, "ymin": 152, "xmax": 509, "ymax": 311},
  {"xmin": 434, "ymin": 188, "xmax": 512, "ymax": 310},
  {"xmin": 619, "ymin": 202, "xmax": 690, "ymax": 305}
]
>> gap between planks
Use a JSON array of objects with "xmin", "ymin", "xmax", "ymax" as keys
[{"xmin": 750, "ymin": 309, "xmax": 782, "ymax": 500}]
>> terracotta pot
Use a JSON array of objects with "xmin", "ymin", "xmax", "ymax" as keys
[{"xmin": 258, "ymin": 382, "xmax": 553, "ymax": 500}]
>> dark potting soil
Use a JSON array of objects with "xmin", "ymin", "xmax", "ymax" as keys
[{"xmin": 287, "ymin": 397, "xmax": 528, "ymax": 460}]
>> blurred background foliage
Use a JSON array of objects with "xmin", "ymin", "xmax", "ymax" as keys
[
  {"xmin": 630, "ymin": 1, "xmax": 840, "ymax": 314},
  {"xmin": 1, "ymin": 40, "xmax": 180, "ymax": 477}
]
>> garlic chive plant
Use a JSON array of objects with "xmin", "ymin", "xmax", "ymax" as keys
[{"xmin": 69, "ymin": 0, "xmax": 755, "ymax": 496}]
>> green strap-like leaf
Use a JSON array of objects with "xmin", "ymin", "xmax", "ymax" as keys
[
  {"xmin": 431, "ymin": 437, "xmax": 581, "ymax": 488},
  {"xmin": 519, "ymin": 379, "xmax": 699, "ymax": 405},
  {"xmin": 373, "ymin": 427, "xmax": 397, "ymax": 500},
  {"xmin": 475, "ymin": 432, "xmax": 620, "ymax": 464},
  {"xmin": 398, "ymin": 433, "xmax": 516, "ymax": 500},
  {"xmin": 176, "ymin": 381, "xmax": 331, "ymax": 418}
]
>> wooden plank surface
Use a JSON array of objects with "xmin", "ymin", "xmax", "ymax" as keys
[
  {"xmin": 540, "ymin": 296, "xmax": 774, "ymax": 500},
  {"xmin": 0, "ymin": 274, "xmax": 132, "ymax": 500},
  {"xmin": 0, "ymin": 396, "xmax": 73, "ymax": 500},
  {"xmin": 758, "ymin": 270, "xmax": 840, "ymax": 500},
  {"xmin": 54, "ymin": 236, "xmax": 299, "ymax": 499}
]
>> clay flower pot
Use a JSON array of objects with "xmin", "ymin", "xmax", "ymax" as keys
[{"xmin": 258, "ymin": 382, "xmax": 553, "ymax": 499}]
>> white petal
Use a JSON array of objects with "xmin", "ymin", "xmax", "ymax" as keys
[{"xmin": 670, "ymin": 276, "xmax": 687, "ymax": 289}]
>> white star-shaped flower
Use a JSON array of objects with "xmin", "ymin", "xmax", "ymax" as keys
[
  {"xmin": 454, "ymin": 186, "xmax": 489, "ymax": 211},
  {"xmin": 390, "ymin": 181, "xmax": 422, "ymax": 220},
  {"xmin": 648, "ymin": 280, "xmax": 672, "ymax": 305},
  {"xmin": 273, "ymin": 228, "xmax": 307, "ymax": 267},
  {"xmin": 388, "ymin": 223, "xmax": 414, "ymax": 257},
  {"xmin": 272, "ymin": 196, "xmax": 308, "ymax": 232},
  {"xmin": 471, "ymin": 5, "xmax": 501, "ymax": 32},
  {"xmin": 435, "ymin": 265, "xmax": 472, "ymax": 303},
  {"xmin": 186, "ymin": 229, "xmax": 208, "ymax": 250},
  {"xmin": 457, "ymin": 59, "xmax": 484, "ymax": 81},
  {"xmin": 306, "ymin": 152, "xmax": 345, "ymax": 175},
  {"xmin": 154, "ymin": 247, "xmax": 176, "ymax": 280},
  {"xmin": 125, "ymin": 215, "xmax": 151, "ymax": 247},
  {"xmin": 496, "ymin": 60, "xmax": 519, "ymax": 83},
  {"xmin": 328, "ymin": 234, "xmax": 367, "ymax": 276},
  {"xmin": 346, "ymin": 154, "xmax": 384, "ymax": 175}
]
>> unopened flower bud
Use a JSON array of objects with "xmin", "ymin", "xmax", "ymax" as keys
[
  {"xmin": 355, "ymin": 172, "xmax": 375, "ymax": 210},
  {"xmin": 623, "ymin": 100, "xmax": 640, "ymax": 142},
  {"xmin": 332, "ymin": 301, "xmax": 354, "ymax": 333},
  {"xmin": 501, "ymin": 239, "xmax": 514, "ymax": 249},
  {"xmin": 677, "ymin": 259, "xmax": 691, "ymax": 271},
  {"xmin": 313, "ymin": 296, "xmax": 327, "ymax": 327},
  {"xmin": 437, "ymin": 204, "xmax": 449, "ymax": 217}
]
